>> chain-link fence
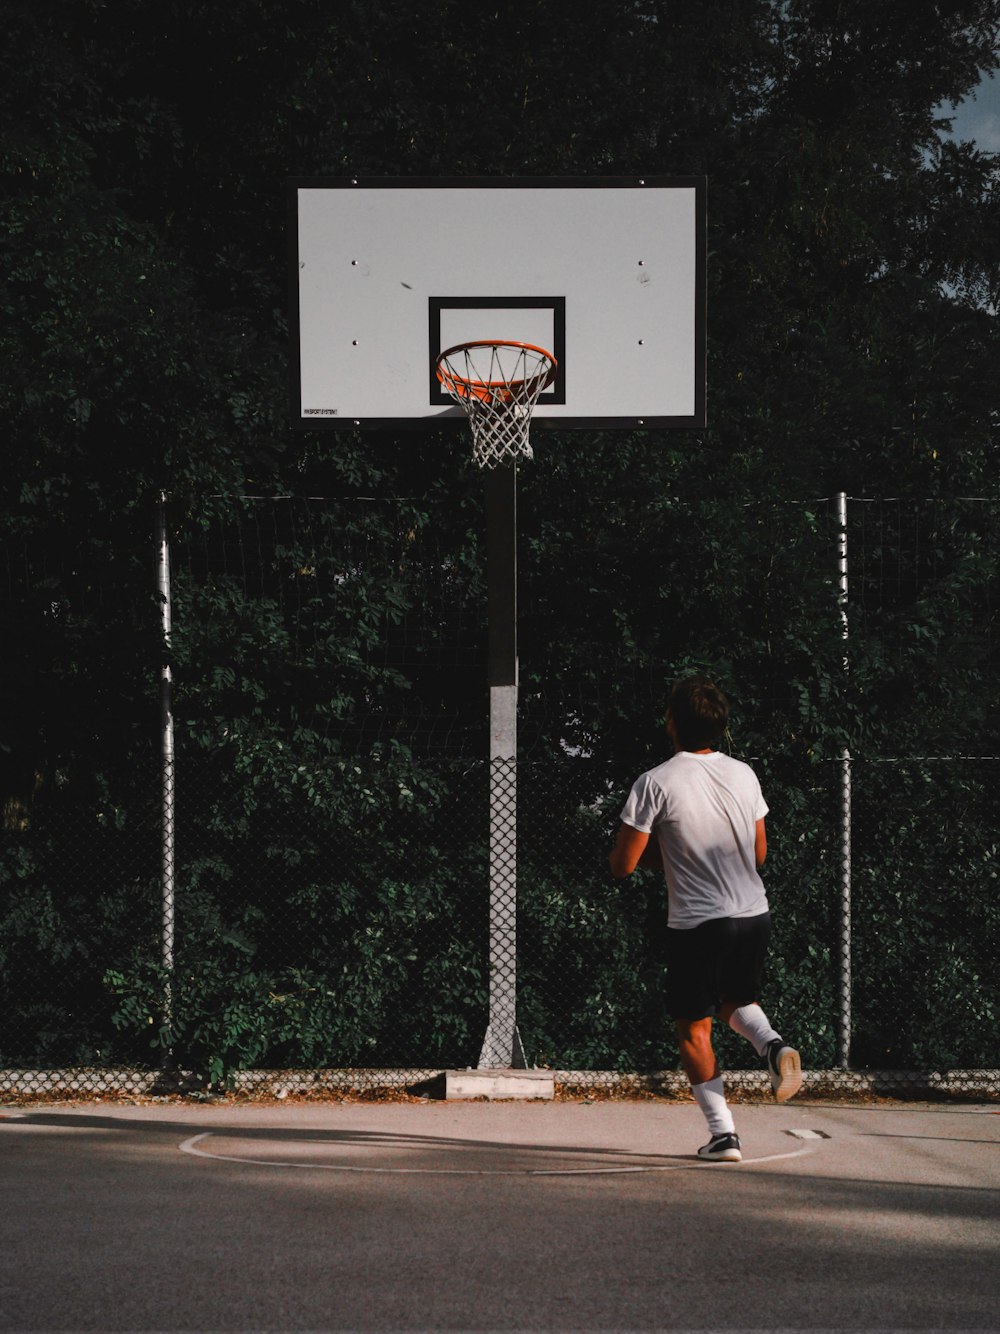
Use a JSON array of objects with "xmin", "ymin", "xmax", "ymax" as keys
[
  {"xmin": 2, "ymin": 750, "xmax": 998, "ymax": 1096},
  {"xmin": 1, "ymin": 494, "xmax": 998, "ymax": 1097}
]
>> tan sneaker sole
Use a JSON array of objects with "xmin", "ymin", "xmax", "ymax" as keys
[{"xmin": 772, "ymin": 1046, "xmax": 803, "ymax": 1103}]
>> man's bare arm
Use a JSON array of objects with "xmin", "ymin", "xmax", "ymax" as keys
[{"xmin": 609, "ymin": 823, "xmax": 654, "ymax": 878}]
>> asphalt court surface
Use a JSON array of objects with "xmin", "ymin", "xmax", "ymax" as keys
[{"xmin": 1, "ymin": 1096, "xmax": 998, "ymax": 1332}]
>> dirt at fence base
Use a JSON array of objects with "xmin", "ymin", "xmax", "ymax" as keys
[{"xmin": 3, "ymin": 1070, "xmax": 998, "ymax": 1109}]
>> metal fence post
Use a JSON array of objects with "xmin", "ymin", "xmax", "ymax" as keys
[
  {"xmin": 834, "ymin": 492, "xmax": 852, "ymax": 1068},
  {"xmin": 838, "ymin": 745, "xmax": 852, "ymax": 1068},
  {"xmin": 156, "ymin": 494, "xmax": 175, "ymax": 1056}
]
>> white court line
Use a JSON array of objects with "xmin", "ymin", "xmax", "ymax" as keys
[{"xmin": 179, "ymin": 1132, "xmax": 815, "ymax": 1176}]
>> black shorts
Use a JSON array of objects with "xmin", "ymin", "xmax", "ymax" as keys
[{"xmin": 665, "ymin": 911, "xmax": 771, "ymax": 1021}]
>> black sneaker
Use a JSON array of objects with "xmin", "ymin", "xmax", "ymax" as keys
[
  {"xmin": 766, "ymin": 1038, "xmax": 802, "ymax": 1103},
  {"xmin": 697, "ymin": 1132, "xmax": 742, "ymax": 1162}
]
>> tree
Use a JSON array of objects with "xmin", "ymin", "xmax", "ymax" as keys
[{"xmin": 2, "ymin": 0, "xmax": 998, "ymax": 1074}]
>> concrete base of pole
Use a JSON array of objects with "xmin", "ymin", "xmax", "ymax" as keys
[{"xmin": 444, "ymin": 1068, "xmax": 555, "ymax": 1101}]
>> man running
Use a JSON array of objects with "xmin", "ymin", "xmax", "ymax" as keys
[{"xmin": 610, "ymin": 676, "xmax": 801, "ymax": 1161}]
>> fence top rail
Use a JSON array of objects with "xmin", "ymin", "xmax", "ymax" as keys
[{"xmin": 825, "ymin": 755, "xmax": 1000, "ymax": 763}]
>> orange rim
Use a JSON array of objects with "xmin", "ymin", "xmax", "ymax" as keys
[{"xmin": 435, "ymin": 340, "xmax": 557, "ymax": 402}]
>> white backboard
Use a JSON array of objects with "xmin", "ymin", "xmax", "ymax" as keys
[{"xmin": 290, "ymin": 177, "xmax": 706, "ymax": 430}]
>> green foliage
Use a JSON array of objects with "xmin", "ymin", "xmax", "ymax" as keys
[
  {"xmin": 0, "ymin": 798, "xmax": 161, "ymax": 1067},
  {"xmin": 850, "ymin": 761, "xmax": 1000, "ymax": 1067},
  {"xmin": 2, "ymin": 1, "xmax": 999, "ymax": 1079}
]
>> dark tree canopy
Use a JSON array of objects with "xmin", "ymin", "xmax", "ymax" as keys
[{"xmin": 2, "ymin": 0, "xmax": 998, "ymax": 788}]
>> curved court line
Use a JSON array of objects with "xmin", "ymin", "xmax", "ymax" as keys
[{"xmin": 179, "ymin": 1131, "xmax": 814, "ymax": 1176}]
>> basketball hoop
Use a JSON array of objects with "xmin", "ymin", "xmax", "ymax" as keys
[{"xmin": 435, "ymin": 340, "xmax": 557, "ymax": 469}]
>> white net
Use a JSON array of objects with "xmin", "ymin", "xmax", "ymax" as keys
[{"xmin": 435, "ymin": 341, "xmax": 557, "ymax": 469}]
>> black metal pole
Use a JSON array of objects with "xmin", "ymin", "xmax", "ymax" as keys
[
  {"xmin": 480, "ymin": 461, "xmax": 525, "ymax": 1068},
  {"xmin": 486, "ymin": 462, "xmax": 517, "ymax": 686}
]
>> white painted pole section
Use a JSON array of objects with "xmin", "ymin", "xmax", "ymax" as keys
[
  {"xmin": 490, "ymin": 684, "xmax": 517, "ymax": 759},
  {"xmin": 834, "ymin": 492, "xmax": 851, "ymax": 1069},
  {"xmin": 479, "ymin": 682, "xmax": 526, "ymax": 1068}
]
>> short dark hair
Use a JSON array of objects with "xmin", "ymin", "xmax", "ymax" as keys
[{"xmin": 667, "ymin": 676, "xmax": 729, "ymax": 749}]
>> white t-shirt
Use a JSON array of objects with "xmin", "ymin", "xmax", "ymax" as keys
[{"xmin": 620, "ymin": 750, "xmax": 769, "ymax": 929}]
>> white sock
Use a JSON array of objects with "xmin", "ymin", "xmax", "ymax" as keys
[
  {"xmin": 692, "ymin": 1076, "xmax": 736, "ymax": 1136},
  {"xmin": 727, "ymin": 1003, "xmax": 781, "ymax": 1057}
]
